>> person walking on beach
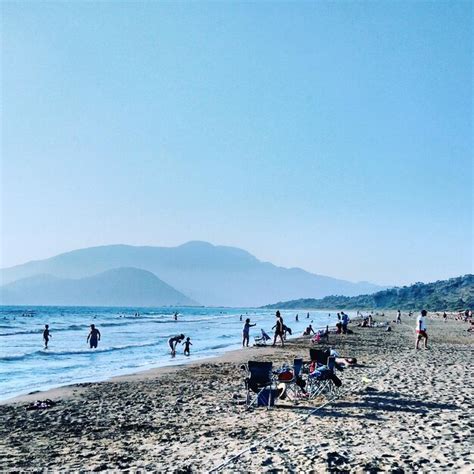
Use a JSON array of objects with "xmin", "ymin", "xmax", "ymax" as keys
[
  {"xmin": 87, "ymin": 324, "xmax": 101, "ymax": 349},
  {"xmin": 416, "ymin": 310, "xmax": 429, "ymax": 350},
  {"xmin": 43, "ymin": 324, "xmax": 51, "ymax": 349},
  {"xmin": 396, "ymin": 310, "xmax": 402, "ymax": 324},
  {"xmin": 296, "ymin": 314, "xmax": 299, "ymax": 322},
  {"xmin": 367, "ymin": 313, "xmax": 373, "ymax": 327},
  {"xmin": 242, "ymin": 318, "xmax": 256, "ymax": 347},
  {"xmin": 272, "ymin": 311, "xmax": 285, "ymax": 347},
  {"xmin": 168, "ymin": 334, "xmax": 185, "ymax": 356},
  {"xmin": 182, "ymin": 337, "xmax": 192, "ymax": 356},
  {"xmin": 341, "ymin": 312, "xmax": 350, "ymax": 334}
]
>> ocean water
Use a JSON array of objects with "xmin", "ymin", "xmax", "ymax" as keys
[{"xmin": 0, "ymin": 306, "xmax": 346, "ymax": 401}]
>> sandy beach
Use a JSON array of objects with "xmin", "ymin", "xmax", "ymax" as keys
[{"xmin": 1, "ymin": 311, "xmax": 472, "ymax": 472}]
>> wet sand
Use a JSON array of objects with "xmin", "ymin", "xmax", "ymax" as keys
[{"xmin": 1, "ymin": 312, "xmax": 472, "ymax": 472}]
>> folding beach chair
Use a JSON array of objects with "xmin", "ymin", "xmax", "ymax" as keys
[
  {"xmin": 254, "ymin": 329, "xmax": 272, "ymax": 346},
  {"xmin": 307, "ymin": 354, "xmax": 342, "ymax": 399},
  {"xmin": 243, "ymin": 361, "xmax": 277, "ymax": 409},
  {"xmin": 276, "ymin": 358, "xmax": 307, "ymax": 400}
]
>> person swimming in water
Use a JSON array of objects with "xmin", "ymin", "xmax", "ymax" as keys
[
  {"xmin": 174, "ymin": 312, "xmax": 178, "ymax": 321},
  {"xmin": 168, "ymin": 334, "xmax": 185, "ymax": 356},
  {"xmin": 43, "ymin": 324, "xmax": 51, "ymax": 349},
  {"xmin": 183, "ymin": 337, "xmax": 192, "ymax": 356},
  {"xmin": 87, "ymin": 324, "xmax": 101, "ymax": 349}
]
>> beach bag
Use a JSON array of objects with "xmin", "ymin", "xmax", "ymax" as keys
[{"xmin": 278, "ymin": 370, "xmax": 293, "ymax": 382}]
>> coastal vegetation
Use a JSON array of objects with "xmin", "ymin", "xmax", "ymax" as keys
[{"xmin": 264, "ymin": 274, "xmax": 474, "ymax": 311}]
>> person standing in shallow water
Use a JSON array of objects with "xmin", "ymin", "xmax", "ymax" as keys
[
  {"xmin": 168, "ymin": 334, "xmax": 185, "ymax": 356},
  {"xmin": 242, "ymin": 318, "xmax": 256, "ymax": 347},
  {"xmin": 87, "ymin": 324, "xmax": 101, "ymax": 349},
  {"xmin": 272, "ymin": 311, "xmax": 285, "ymax": 347},
  {"xmin": 43, "ymin": 324, "xmax": 51, "ymax": 349}
]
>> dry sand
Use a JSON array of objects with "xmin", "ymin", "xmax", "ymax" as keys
[{"xmin": 1, "ymin": 312, "xmax": 472, "ymax": 472}]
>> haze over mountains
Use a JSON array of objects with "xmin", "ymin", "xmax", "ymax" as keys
[{"xmin": 0, "ymin": 241, "xmax": 384, "ymax": 307}]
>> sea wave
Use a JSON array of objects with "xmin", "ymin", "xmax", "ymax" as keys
[
  {"xmin": 0, "ymin": 318, "xmax": 176, "ymax": 336},
  {"xmin": 0, "ymin": 341, "xmax": 163, "ymax": 362},
  {"xmin": 206, "ymin": 343, "xmax": 236, "ymax": 350},
  {"xmin": 0, "ymin": 324, "xmax": 89, "ymax": 337}
]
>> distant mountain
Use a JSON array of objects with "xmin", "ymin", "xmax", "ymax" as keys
[
  {"xmin": 264, "ymin": 275, "xmax": 474, "ymax": 311},
  {"xmin": 0, "ymin": 267, "xmax": 197, "ymax": 307},
  {"xmin": 0, "ymin": 241, "xmax": 385, "ymax": 307}
]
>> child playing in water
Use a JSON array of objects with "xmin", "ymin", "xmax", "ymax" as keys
[
  {"xmin": 183, "ymin": 337, "xmax": 192, "ymax": 356},
  {"xmin": 242, "ymin": 318, "xmax": 256, "ymax": 347}
]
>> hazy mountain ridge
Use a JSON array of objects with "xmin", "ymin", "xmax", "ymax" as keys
[
  {"xmin": 264, "ymin": 275, "xmax": 474, "ymax": 311},
  {"xmin": 0, "ymin": 267, "xmax": 197, "ymax": 307},
  {"xmin": 1, "ymin": 241, "xmax": 385, "ymax": 307}
]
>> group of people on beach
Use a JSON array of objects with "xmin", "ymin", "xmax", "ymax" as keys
[
  {"xmin": 38, "ymin": 306, "xmax": 472, "ymax": 358},
  {"xmin": 242, "ymin": 310, "xmax": 291, "ymax": 348},
  {"xmin": 241, "ymin": 307, "xmax": 463, "ymax": 352},
  {"xmin": 339, "ymin": 312, "xmax": 350, "ymax": 334},
  {"xmin": 243, "ymin": 311, "xmax": 345, "ymax": 348}
]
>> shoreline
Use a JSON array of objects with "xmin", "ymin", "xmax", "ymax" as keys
[
  {"xmin": 0, "ymin": 315, "xmax": 341, "ymax": 405},
  {"xmin": 1, "ymin": 310, "xmax": 459, "ymax": 406},
  {"xmin": 0, "ymin": 342, "xmax": 271, "ymax": 406}
]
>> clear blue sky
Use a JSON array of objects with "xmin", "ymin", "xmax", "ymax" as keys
[{"xmin": 1, "ymin": 1, "xmax": 472, "ymax": 286}]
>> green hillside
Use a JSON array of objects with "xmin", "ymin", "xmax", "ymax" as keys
[{"xmin": 264, "ymin": 274, "xmax": 473, "ymax": 311}]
